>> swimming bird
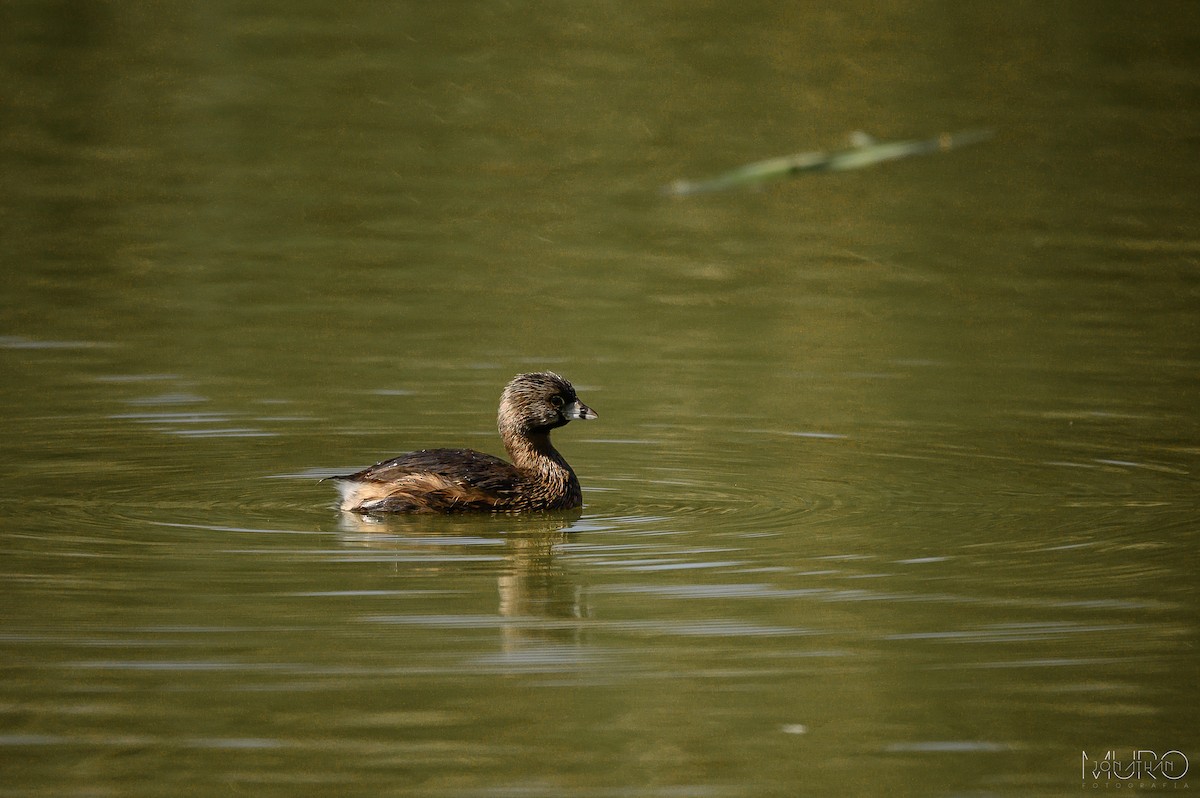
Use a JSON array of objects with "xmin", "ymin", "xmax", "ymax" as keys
[{"xmin": 327, "ymin": 372, "xmax": 596, "ymax": 514}]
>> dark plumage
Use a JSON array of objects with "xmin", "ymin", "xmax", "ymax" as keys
[{"xmin": 327, "ymin": 372, "xmax": 597, "ymax": 514}]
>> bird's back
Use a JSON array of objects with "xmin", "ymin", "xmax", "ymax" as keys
[{"xmin": 330, "ymin": 448, "xmax": 526, "ymax": 513}]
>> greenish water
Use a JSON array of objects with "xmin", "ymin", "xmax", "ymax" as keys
[{"xmin": 2, "ymin": 2, "xmax": 1198, "ymax": 796}]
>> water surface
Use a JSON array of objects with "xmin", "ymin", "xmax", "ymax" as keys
[{"xmin": 2, "ymin": 2, "xmax": 1198, "ymax": 796}]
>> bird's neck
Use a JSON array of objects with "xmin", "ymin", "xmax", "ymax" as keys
[{"xmin": 502, "ymin": 427, "xmax": 579, "ymax": 496}]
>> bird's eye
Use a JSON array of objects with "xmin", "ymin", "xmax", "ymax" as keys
[{"xmin": 550, "ymin": 395, "xmax": 565, "ymax": 409}]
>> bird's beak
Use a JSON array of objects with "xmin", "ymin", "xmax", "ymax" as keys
[{"xmin": 566, "ymin": 400, "xmax": 597, "ymax": 421}]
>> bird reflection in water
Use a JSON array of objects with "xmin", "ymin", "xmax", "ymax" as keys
[{"xmin": 335, "ymin": 511, "xmax": 589, "ymax": 654}]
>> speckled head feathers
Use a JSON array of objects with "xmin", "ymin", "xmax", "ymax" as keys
[{"xmin": 499, "ymin": 372, "xmax": 596, "ymax": 433}]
